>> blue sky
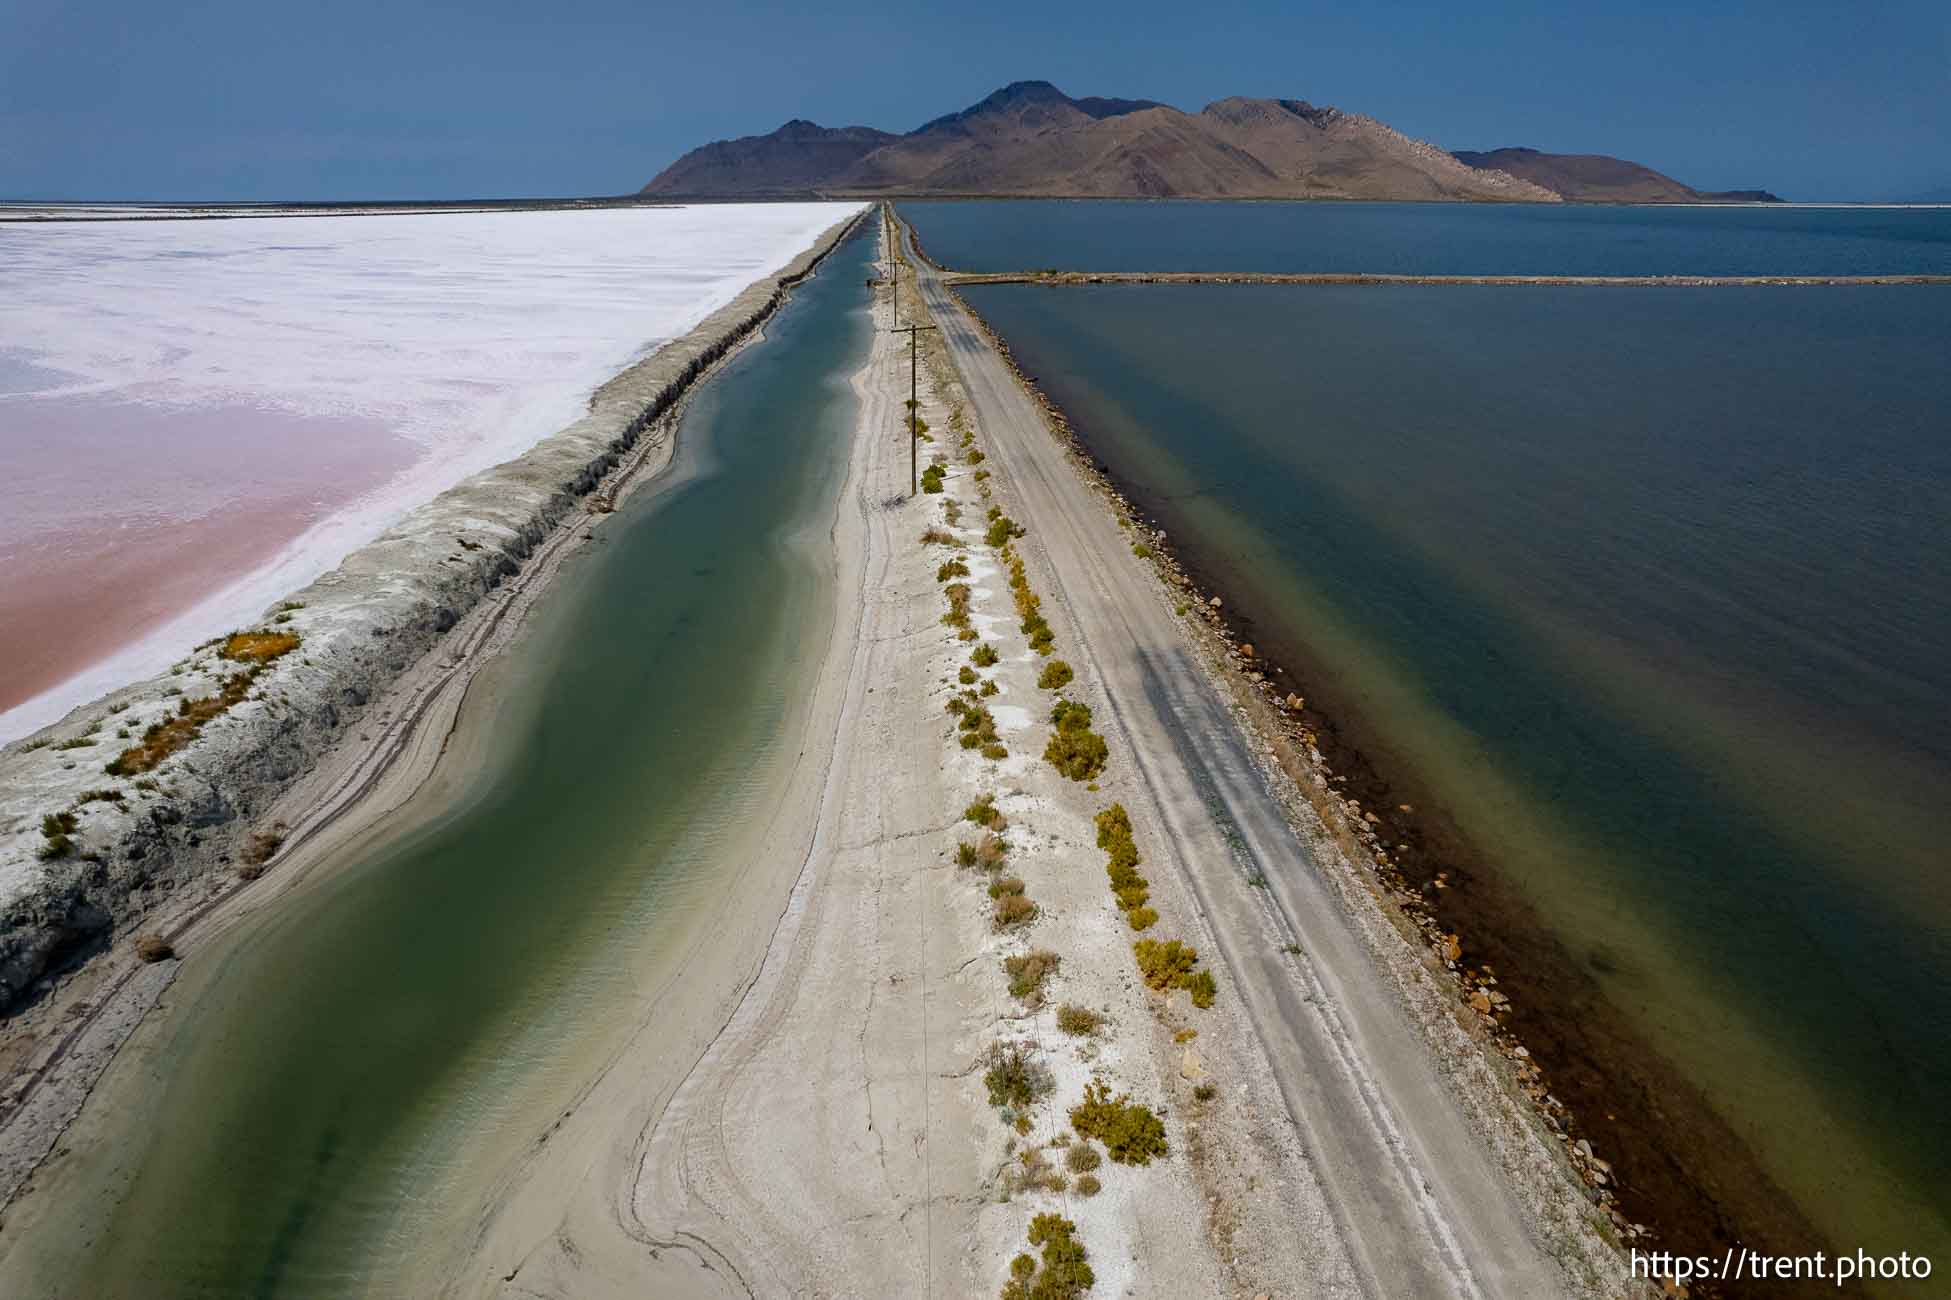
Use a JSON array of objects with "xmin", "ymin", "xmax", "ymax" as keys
[{"xmin": 3, "ymin": 0, "xmax": 1945, "ymax": 201}]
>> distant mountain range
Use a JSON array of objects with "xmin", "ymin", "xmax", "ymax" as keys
[
  {"xmin": 1450, "ymin": 147, "xmax": 1780, "ymax": 204},
  {"xmin": 641, "ymin": 81, "xmax": 1780, "ymax": 205}
]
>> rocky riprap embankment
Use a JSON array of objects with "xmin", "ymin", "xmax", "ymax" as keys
[{"xmin": 0, "ymin": 210, "xmax": 863, "ymax": 1012}]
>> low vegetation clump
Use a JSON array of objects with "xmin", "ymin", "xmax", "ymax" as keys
[
  {"xmin": 994, "ymin": 890, "xmax": 1037, "ymax": 930},
  {"xmin": 220, "ymin": 630, "xmax": 301, "ymax": 664},
  {"xmin": 1064, "ymin": 1141, "xmax": 1102, "ymax": 1174},
  {"xmin": 971, "ymin": 642, "xmax": 999, "ymax": 668},
  {"xmin": 938, "ymin": 558, "xmax": 970, "ymax": 582},
  {"xmin": 985, "ymin": 512, "xmax": 1025, "ymax": 548},
  {"xmin": 38, "ymin": 811, "xmax": 79, "ymax": 860},
  {"xmin": 1003, "ymin": 1144, "xmax": 1068, "ymax": 1194},
  {"xmin": 942, "ymin": 582, "xmax": 973, "ymax": 630},
  {"xmin": 1004, "ymin": 949, "xmax": 1060, "ymax": 1003},
  {"xmin": 956, "ymin": 832, "xmax": 1008, "ymax": 871},
  {"xmin": 1133, "ymin": 938, "xmax": 1198, "ymax": 991},
  {"xmin": 964, "ymin": 794, "xmax": 1006, "ymax": 830},
  {"xmin": 943, "ymin": 498, "xmax": 963, "ymax": 526},
  {"xmin": 133, "ymin": 934, "xmax": 176, "ymax": 963},
  {"xmin": 921, "ymin": 461, "xmax": 946, "ymax": 494},
  {"xmin": 920, "ymin": 526, "xmax": 957, "ymax": 546},
  {"xmin": 1132, "ymin": 542, "xmax": 1152, "ymax": 559},
  {"xmin": 239, "ymin": 829, "xmax": 284, "ymax": 878},
  {"xmin": 1073, "ymin": 1173, "xmax": 1101, "ymax": 1197},
  {"xmin": 1036, "ymin": 660, "xmax": 1073, "ymax": 691},
  {"xmin": 991, "ymin": 541, "xmax": 1058, "ymax": 656},
  {"xmin": 1093, "ymin": 802, "xmax": 1164, "ymax": 935},
  {"xmin": 1133, "ymin": 938, "xmax": 1218, "ymax": 1009},
  {"xmin": 105, "ymin": 670, "xmax": 255, "ymax": 776},
  {"xmin": 984, "ymin": 1041, "xmax": 1054, "ymax": 1111},
  {"xmin": 1055, "ymin": 1003, "xmax": 1104, "ymax": 1037},
  {"xmin": 959, "ymin": 703, "xmax": 1001, "ymax": 753},
  {"xmin": 104, "ymin": 631, "xmax": 299, "ymax": 777},
  {"xmin": 1069, "ymin": 1078, "xmax": 1169, "ymax": 1165},
  {"xmin": 1001, "ymin": 1213, "xmax": 1093, "ymax": 1300},
  {"xmin": 1043, "ymin": 699, "xmax": 1108, "ymax": 781}
]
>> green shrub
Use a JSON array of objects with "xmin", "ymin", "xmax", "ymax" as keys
[
  {"xmin": 959, "ymin": 665, "xmax": 978, "ymax": 685},
  {"xmin": 942, "ymin": 582, "xmax": 972, "ymax": 628},
  {"xmin": 985, "ymin": 514, "xmax": 1024, "ymax": 547},
  {"xmin": 1132, "ymin": 542, "xmax": 1152, "ymax": 558},
  {"xmin": 967, "ymin": 449, "xmax": 985, "ymax": 465},
  {"xmin": 994, "ymin": 892, "xmax": 1037, "ymax": 929},
  {"xmin": 1036, "ymin": 660, "xmax": 1074, "ymax": 691},
  {"xmin": 1073, "ymin": 1173, "xmax": 1101, "ymax": 1197},
  {"xmin": 1000, "ymin": 1214, "xmax": 1092, "ymax": 1300},
  {"xmin": 975, "ymin": 833, "xmax": 1009, "ymax": 869},
  {"xmin": 979, "ymin": 679, "xmax": 999, "ymax": 697},
  {"xmin": 981, "ymin": 742, "xmax": 1009, "ymax": 761},
  {"xmin": 1044, "ymin": 700, "xmax": 1108, "ymax": 781},
  {"xmin": 1133, "ymin": 938, "xmax": 1200, "ymax": 991},
  {"xmin": 1094, "ymin": 804, "xmax": 1132, "ymax": 850},
  {"xmin": 984, "ymin": 1042, "xmax": 1053, "ymax": 1110},
  {"xmin": 1055, "ymin": 1004, "xmax": 1104, "ymax": 1036},
  {"xmin": 1065, "ymin": 1142, "xmax": 1101, "ymax": 1173},
  {"xmin": 971, "ymin": 642, "xmax": 999, "ymax": 667},
  {"xmin": 1069, "ymin": 1079, "xmax": 1168, "ymax": 1165},
  {"xmin": 920, "ymin": 527, "xmax": 956, "ymax": 546},
  {"xmin": 1112, "ymin": 884, "xmax": 1149, "ymax": 912},
  {"xmin": 1125, "ymin": 906, "xmax": 1159, "ymax": 931},
  {"xmin": 1133, "ymin": 938, "xmax": 1217, "ymax": 1006},
  {"xmin": 956, "ymin": 841, "xmax": 979, "ymax": 868},
  {"xmin": 1004, "ymin": 949, "xmax": 1059, "ymax": 1002},
  {"xmin": 37, "ymin": 810, "xmax": 79, "ymax": 860},
  {"xmin": 965, "ymin": 794, "xmax": 1004, "ymax": 827},
  {"xmin": 937, "ymin": 558, "xmax": 970, "ymax": 582}
]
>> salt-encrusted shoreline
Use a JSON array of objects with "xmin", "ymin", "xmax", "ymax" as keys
[{"xmin": 0, "ymin": 209, "xmax": 865, "ymax": 1020}]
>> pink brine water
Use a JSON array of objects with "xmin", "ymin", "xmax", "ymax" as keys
[{"xmin": 0, "ymin": 203, "xmax": 859, "ymax": 739}]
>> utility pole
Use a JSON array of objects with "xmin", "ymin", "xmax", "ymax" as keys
[
  {"xmin": 890, "ymin": 322, "xmax": 937, "ymax": 496},
  {"xmin": 885, "ymin": 203, "xmax": 898, "ymax": 327}
]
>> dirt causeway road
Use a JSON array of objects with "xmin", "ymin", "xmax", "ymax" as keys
[{"xmin": 903, "ymin": 220, "xmax": 1564, "ymax": 1299}]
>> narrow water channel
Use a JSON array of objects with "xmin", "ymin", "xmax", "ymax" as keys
[{"xmin": 9, "ymin": 229, "xmax": 873, "ymax": 1296}]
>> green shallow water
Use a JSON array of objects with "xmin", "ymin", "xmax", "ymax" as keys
[
  {"xmin": 13, "ymin": 230, "xmax": 873, "ymax": 1297},
  {"xmin": 961, "ymin": 281, "xmax": 1951, "ymax": 1271}
]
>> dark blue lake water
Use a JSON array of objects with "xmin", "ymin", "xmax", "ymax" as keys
[{"xmin": 904, "ymin": 199, "xmax": 1951, "ymax": 276}]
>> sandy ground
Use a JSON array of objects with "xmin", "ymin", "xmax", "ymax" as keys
[{"xmin": 442, "ymin": 223, "xmax": 1273, "ymax": 1300}]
